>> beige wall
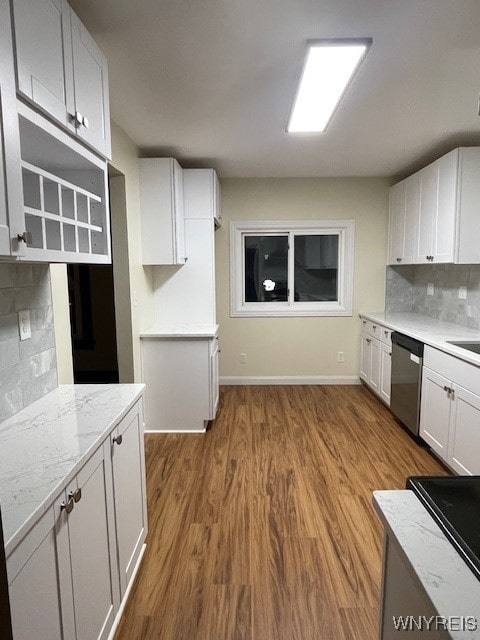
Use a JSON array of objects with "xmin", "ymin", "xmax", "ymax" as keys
[
  {"xmin": 52, "ymin": 122, "xmax": 155, "ymax": 383},
  {"xmin": 216, "ymin": 178, "xmax": 389, "ymax": 380}
]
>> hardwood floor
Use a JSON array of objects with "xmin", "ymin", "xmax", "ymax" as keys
[{"xmin": 114, "ymin": 384, "xmax": 447, "ymax": 640}]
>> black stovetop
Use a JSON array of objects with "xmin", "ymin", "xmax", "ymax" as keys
[{"xmin": 406, "ymin": 476, "xmax": 480, "ymax": 580}]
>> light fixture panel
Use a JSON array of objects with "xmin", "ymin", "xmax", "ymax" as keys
[{"xmin": 288, "ymin": 39, "xmax": 372, "ymax": 133}]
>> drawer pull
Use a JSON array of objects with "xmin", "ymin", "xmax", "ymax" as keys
[
  {"xmin": 61, "ymin": 497, "xmax": 75, "ymax": 514},
  {"xmin": 366, "ymin": 338, "xmax": 371, "ymax": 343},
  {"xmin": 113, "ymin": 434, "xmax": 123, "ymax": 445},
  {"xmin": 70, "ymin": 488, "xmax": 82, "ymax": 503},
  {"xmin": 17, "ymin": 231, "xmax": 33, "ymax": 245}
]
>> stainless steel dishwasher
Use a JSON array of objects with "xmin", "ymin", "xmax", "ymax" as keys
[{"xmin": 390, "ymin": 332, "xmax": 424, "ymax": 436}]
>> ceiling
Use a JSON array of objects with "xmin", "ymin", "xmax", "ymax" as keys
[{"xmin": 70, "ymin": 0, "xmax": 480, "ymax": 179}]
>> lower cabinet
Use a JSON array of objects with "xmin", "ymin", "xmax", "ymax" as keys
[
  {"xmin": 420, "ymin": 346, "xmax": 480, "ymax": 474},
  {"xmin": 141, "ymin": 334, "xmax": 219, "ymax": 432},
  {"xmin": 110, "ymin": 403, "xmax": 148, "ymax": 597},
  {"xmin": 6, "ymin": 399, "xmax": 147, "ymax": 640},
  {"xmin": 359, "ymin": 317, "xmax": 392, "ymax": 406}
]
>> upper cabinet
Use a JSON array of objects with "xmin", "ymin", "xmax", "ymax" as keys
[
  {"xmin": 183, "ymin": 168, "xmax": 222, "ymax": 226},
  {"xmin": 11, "ymin": 0, "xmax": 111, "ymax": 159},
  {"xmin": 139, "ymin": 158, "xmax": 186, "ymax": 265},
  {"xmin": 388, "ymin": 148, "xmax": 480, "ymax": 265},
  {"xmin": 0, "ymin": 0, "xmax": 24, "ymax": 257}
]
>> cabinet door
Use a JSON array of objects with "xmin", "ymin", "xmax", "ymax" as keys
[
  {"xmin": 71, "ymin": 11, "xmax": 111, "ymax": 158},
  {"xmin": 403, "ymin": 173, "xmax": 420, "ymax": 263},
  {"xmin": 448, "ymin": 385, "xmax": 480, "ymax": 475},
  {"xmin": 7, "ymin": 502, "xmax": 75, "ymax": 640},
  {"xmin": 419, "ymin": 367, "xmax": 451, "ymax": 459},
  {"xmin": 0, "ymin": 0, "xmax": 25, "ymax": 256},
  {"xmin": 434, "ymin": 150, "xmax": 457, "ymax": 263},
  {"xmin": 368, "ymin": 338, "xmax": 381, "ymax": 394},
  {"xmin": 139, "ymin": 158, "xmax": 186, "ymax": 265},
  {"xmin": 416, "ymin": 163, "xmax": 438, "ymax": 263},
  {"xmin": 66, "ymin": 443, "xmax": 119, "ymax": 640},
  {"xmin": 11, "ymin": 0, "xmax": 74, "ymax": 129},
  {"xmin": 379, "ymin": 342, "xmax": 392, "ymax": 406},
  {"xmin": 209, "ymin": 337, "xmax": 220, "ymax": 420},
  {"xmin": 111, "ymin": 402, "xmax": 147, "ymax": 597},
  {"xmin": 387, "ymin": 181, "xmax": 406, "ymax": 265},
  {"xmin": 359, "ymin": 332, "xmax": 370, "ymax": 382}
]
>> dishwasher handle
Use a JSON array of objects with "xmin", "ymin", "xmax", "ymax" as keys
[{"xmin": 391, "ymin": 332, "xmax": 424, "ymax": 357}]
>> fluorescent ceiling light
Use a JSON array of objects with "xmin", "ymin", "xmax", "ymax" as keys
[{"xmin": 287, "ymin": 39, "xmax": 372, "ymax": 133}]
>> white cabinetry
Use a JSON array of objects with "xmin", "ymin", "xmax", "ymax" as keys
[
  {"xmin": 388, "ymin": 148, "xmax": 480, "ymax": 265},
  {"xmin": 359, "ymin": 317, "xmax": 392, "ymax": 405},
  {"xmin": 420, "ymin": 346, "xmax": 480, "ymax": 474},
  {"xmin": 183, "ymin": 168, "xmax": 222, "ymax": 227},
  {"xmin": 139, "ymin": 158, "xmax": 185, "ymax": 265},
  {"xmin": 110, "ymin": 403, "xmax": 147, "ymax": 597},
  {"xmin": 6, "ymin": 397, "xmax": 147, "ymax": 640},
  {"xmin": 11, "ymin": 0, "xmax": 111, "ymax": 158},
  {"xmin": 0, "ymin": 0, "xmax": 24, "ymax": 257},
  {"xmin": 141, "ymin": 334, "xmax": 219, "ymax": 432}
]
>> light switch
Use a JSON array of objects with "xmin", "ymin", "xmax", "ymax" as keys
[
  {"xmin": 458, "ymin": 286, "xmax": 467, "ymax": 300},
  {"xmin": 18, "ymin": 309, "xmax": 31, "ymax": 340}
]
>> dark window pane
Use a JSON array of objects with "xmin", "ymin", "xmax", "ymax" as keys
[
  {"xmin": 244, "ymin": 235, "xmax": 288, "ymax": 302},
  {"xmin": 294, "ymin": 235, "xmax": 338, "ymax": 301}
]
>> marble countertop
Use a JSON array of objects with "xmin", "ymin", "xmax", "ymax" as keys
[
  {"xmin": 374, "ymin": 490, "xmax": 480, "ymax": 640},
  {"xmin": 140, "ymin": 324, "xmax": 219, "ymax": 338},
  {"xmin": 361, "ymin": 311, "xmax": 480, "ymax": 367},
  {"xmin": 0, "ymin": 383, "xmax": 145, "ymax": 555}
]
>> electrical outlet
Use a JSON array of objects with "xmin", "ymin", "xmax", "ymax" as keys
[
  {"xmin": 18, "ymin": 309, "xmax": 31, "ymax": 341},
  {"xmin": 458, "ymin": 286, "xmax": 467, "ymax": 300},
  {"xmin": 240, "ymin": 353, "xmax": 247, "ymax": 364},
  {"xmin": 337, "ymin": 351, "xmax": 344, "ymax": 363},
  {"xmin": 427, "ymin": 283, "xmax": 434, "ymax": 296}
]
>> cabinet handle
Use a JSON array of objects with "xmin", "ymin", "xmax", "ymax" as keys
[
  {"xmin": 449, "ymin": 388, "xmax": 455, "ymax": 400},
  {"xmin": 113, "ymin": 434, "xmax": 123, "ymax": 445},
  {"xmin": 362, "ymin": 320, "xmax": 366, "ymax": 325},
  {"xmin": 70, "ymin": 488, "xmax": 82, "ymax": 503},
  {"xmin": 373, "ymin": 325, "xmax": 377, "ymax": 329},
  {"xmin": 82, "ymin": 115, "xmax": 89, "ymax": 129},
  {"xmin": 74, "ymin": 111, "xmax": 83, "ymax": 126},
  {"xmin": 384, "ymin": 330, "xmax": 389, "ymax": 335},
  {"xmin": 61, "ymin": 497, "xmax": 75, "ymax": 514},
  {"xmin": 17, "ymin": 231, "xmax": 32, "ymax": 245},
  {"xmin": 366, "ymin": 338, "xmax": 371, "ymax": 343},
  {"xmin": 396, "ymin": 258, "xmax": 402, "ymax": 262}
]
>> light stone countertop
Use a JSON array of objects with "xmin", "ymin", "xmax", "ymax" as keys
[
  {"xmin": 361, "ymin": 311, "xmax": 480, "ymax": 366},
  {"xmin": 140, "ymin": 324, "xmax": 219, "ymax": 338},
  {"xmin": 374, "ymin": 490, "xmax": 480, "ymax": 640},
  {"xmin": 0, "ymin": 383, "xmax": 145, "ymax": 555}
]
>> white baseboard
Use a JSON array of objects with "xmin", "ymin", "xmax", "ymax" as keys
[
  {"xmin": 145, "ymin": 428, "xmax": 206, "ymax": 434},
  {"xmin": 219, "ymin": 375, "xmax": 361, "ymax": 385}
]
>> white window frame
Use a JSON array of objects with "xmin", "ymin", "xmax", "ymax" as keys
[{"xmin": 230, "ymin": 219, "xmax": 355, "ymax": 317}]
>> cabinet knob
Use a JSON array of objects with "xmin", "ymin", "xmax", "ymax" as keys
[
  {"xmin": 373, "ymin": 325, "xmax": 377, "ymax": 329},
  {"xmin": 366, "ymin": 338, "xmax": 371, "ymax": 343},
  {"xmin": 17, "ymin": 231, "xmax": 32, "ymax": 245},
  {"xmin": 396, "ymin": 258, "xmax": 402, "ymax": 262},
  {"xmin": 113, "ymin": 434, "xmax": 123, "ymax": 445},
  {"xmin": 70, "ymin": 488, "xmax": 82, "ymax": 503},
  {"xmin": 61, "ymin": 497, "xmax": 75, "ymax": 514}
]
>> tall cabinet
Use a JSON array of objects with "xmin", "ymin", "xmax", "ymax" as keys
[{"xmin": 140, "ymin": 165, "xmax": 221, "ymax": 432}]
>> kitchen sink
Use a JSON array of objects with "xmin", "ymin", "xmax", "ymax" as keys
[{"xmin": 447, "ymin": 341, "xmax": 480, "ymax": 354}]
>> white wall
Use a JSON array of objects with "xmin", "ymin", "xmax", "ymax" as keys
[{"xmin": 216, "ymin": 178, "xmax": 389, "ymax": 381}]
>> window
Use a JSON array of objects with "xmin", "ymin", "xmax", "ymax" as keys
[{"xmin": 230, "ymin": 220, "xmax": 354, "ymax": 317}]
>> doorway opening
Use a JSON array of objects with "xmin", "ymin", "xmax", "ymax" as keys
[{"xmin": 67, "ymin": 166, "xmax": 134, "ymax": 383}]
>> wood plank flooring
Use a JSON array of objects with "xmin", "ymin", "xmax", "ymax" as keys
[{"xmin": 114, "ymin": 384, "xmax": 447, "ymax": 640}]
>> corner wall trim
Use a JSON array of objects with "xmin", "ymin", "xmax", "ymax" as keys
[{"xmin": 219, "ymin": 376, "xmax": 361, "ymax": 386}]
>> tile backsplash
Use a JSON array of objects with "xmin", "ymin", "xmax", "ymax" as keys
[
  {"xmin": 0, "ymin": 264, "xmax": 57, "ymax": 422},
  {"xmin": 386, "ymin": 264, "xmax": 480, "ymax": 331}
]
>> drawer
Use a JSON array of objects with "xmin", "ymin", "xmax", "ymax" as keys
[
  {"xmin": 360, "ymin": 318, "xmax": 391, "ymax": 346},
  {"xmin": 424, "ymin": 345, "xmax": 480, "ymax": 396}
]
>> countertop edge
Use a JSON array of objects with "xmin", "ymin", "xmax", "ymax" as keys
[
  {"xmin": 373, "ymin": 490, "xmax": 480, "ymax": 640},
  {"xmin": 360, "ymin": 311, "xmax": 480, "ymax": 367},
  {"xmin": 3, "ymin": 384, "xmax": 145, "ymax": 556},
  {"xmin": 140, "ymin": 324, "xmax": 219, "ymax": 338}
]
